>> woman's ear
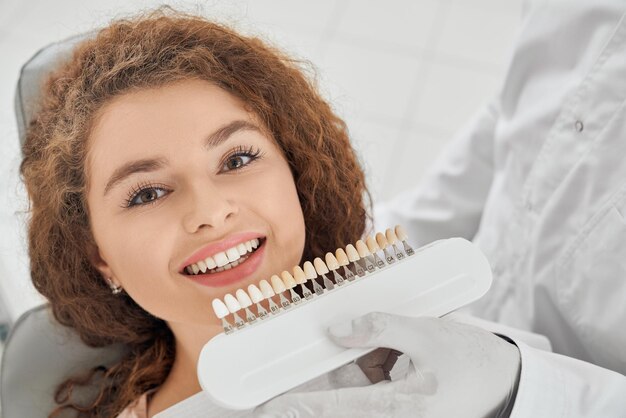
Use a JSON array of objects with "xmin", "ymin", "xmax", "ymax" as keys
[{"xmin": 86, "ymin": 243, "xmax": 121, "ymax": 287}]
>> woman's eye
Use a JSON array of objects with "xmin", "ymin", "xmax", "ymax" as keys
[
  {"xmin": 222, "ymin": 154, "xmax": 253, "ymax": 171},
  {"xmin": 128, "ymin": 187, "xmax": 168, "ymax": 207}
]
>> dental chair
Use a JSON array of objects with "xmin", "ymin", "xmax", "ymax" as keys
[{"xmin": 1, "ymin": 31, "xmax": 127, "ymax": 418}]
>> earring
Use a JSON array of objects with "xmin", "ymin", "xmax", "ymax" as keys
[{"xmin": 106, "ymin": 277, "xmax": 123, "ymax": 295}]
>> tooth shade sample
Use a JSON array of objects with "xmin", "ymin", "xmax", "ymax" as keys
[
  {"xmin": 335, "ymin": 248, "xmax": 349, "ymax": 266},
  {"xmin": 197, "ymin": 260, "xmax": 208, "ymax": 273},
  {"xmin": 280, "ymin": 271, "xmax": 297, "ymax": 288},
  {"xmin": 395, "ymin": 225, "xmax": 408, "ymax": 241},
  {"xmin": 245, "ymin": 241, "xmax": 253, "ymax": 252},
  {"xmin": 236, "ymin": 289, "xmax": 252, "ymax": 308},
  {"xmin": 223, "ymin": 293, "xmax": 241, "ymax": 313},
  {"xmin": 212, "ymin": 298, "xmax": 229, "ymax": 319},
  {"xmin": 375, "ymin": 232, "xmax": 389, "ymax": 249},
  {"xmin": 247, "ymin": 284, "xmax": 264, "ymax": 303},
  {"xmin": 259, "ymin": 280, "xmax": 276, "ymax": 298},
  {"xmin": 303, "ymin": 261, "xmax": 318, "ymax": 279},
  {"xmin": 237, "ymin": 243, "xmax": 247, "ymax": 255},
  {"xmin": 325, "ymin": 252, "xmax": 340, "ymax": 270},
  {"xmin": 385, "ymin": 228, "xmax": 398, "ymax": 245},
  {"xmin": 271, "ymin": 275, "xmax": 287, "ymax": 293},
  {"xmin": 293, "ymin": 266, "xmax": 307, "ymax": 284},
  {"xmin": 366, "ymin": 236, "xmax": 380, "ymax": 253},
  {"xmin": 355, "ymin": 240, "xmax": 371, "ymax": 257},
  {"xmin": 346, "ymin": 244, "xmax": 360, "ymax": 262},
  {"xmin": 313, "ymin": 257, "xmax": 329, "ymax": 275},
  {"xmin": 214, "ymin": 252, "xmax": 229, "ymax": 267}
]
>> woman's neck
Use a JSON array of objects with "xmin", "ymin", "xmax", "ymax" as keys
[{"xmin": 147, "ymin": 322, "xmax": 222, "ymax": 417}]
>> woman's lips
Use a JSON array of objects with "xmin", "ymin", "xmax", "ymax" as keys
[
  {"xmin": 184, "ymin": 239, "xmax": 266, "ymax": 287},
  {"xmin": 179, "ymin": 232, "xmax": 264, "ymax": 272}
]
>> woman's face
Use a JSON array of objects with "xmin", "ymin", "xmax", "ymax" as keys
[{"xmin": 86, "ymin": 79, "xmax": 306, "ymax": 328}]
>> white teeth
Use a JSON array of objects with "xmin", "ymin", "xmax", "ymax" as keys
[
  {"xmin": 185, "ymin": 238, "xmax": 263, "ymax": 275},
  {"xmin": 226, "ymin": 247, "xmax": 241, "ymax": 262},
  {"xmin": 205, "ymin": 256, "xmax": 217, "ymax": 269},
  {"xmin": 214, "ymin": 252, "xmax": 229, "ymax": 267}
]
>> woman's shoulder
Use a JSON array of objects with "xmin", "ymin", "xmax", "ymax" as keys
[{"xmin": 116, "ymin": 390, "xmax": 154, "ymax": 418}]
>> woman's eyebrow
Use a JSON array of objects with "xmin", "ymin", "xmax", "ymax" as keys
[
  {"xmin": 104, "ymin": 158, "xmax": 167, "ymax": 196},
  {"xmin": 204, "ymin": 120, "xmax": 261, "ymax": 149},
  {"xmin": 103, "ymin": 120, "xmax": 262, "ymax": 196}
]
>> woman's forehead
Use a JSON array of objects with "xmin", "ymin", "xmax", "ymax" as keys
[
  {"xmin": 84, "ymin": 79, "xmax": 279, "ymax": 192},
  {"xmin": 87, "ymin": 81, "xmax": 255, "ymax": 162}
]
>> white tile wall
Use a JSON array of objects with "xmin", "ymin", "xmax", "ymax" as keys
[{"xmin": 0, "ymin": 0, "xmax": 523, "ymax": 321}]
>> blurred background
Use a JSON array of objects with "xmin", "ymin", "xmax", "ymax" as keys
[{"xmin": 0, "ymin": 0, "xmax": 524, "ymax": 354}]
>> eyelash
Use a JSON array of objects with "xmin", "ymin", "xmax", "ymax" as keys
[{"xmin": 122, "ymin": 145, "xmax": 265, "ymax": 208}]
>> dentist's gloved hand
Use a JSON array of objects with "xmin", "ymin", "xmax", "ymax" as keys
[{"xmin": 253, "ymin": 312, "xmax": 521, "ymax": 418}]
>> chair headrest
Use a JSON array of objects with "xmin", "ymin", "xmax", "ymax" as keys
[
  {"xmin": 14, "ymin": 30, "xmax": 98, "ymax": 151},
  {"xmin": 0, "ymin": 304, "xmax": 127, "ymax": 418}
]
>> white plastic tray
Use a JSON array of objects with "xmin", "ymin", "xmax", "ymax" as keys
[{"xmin": 197, "ymin": 237, "xmax": 492, "ymax": 410}]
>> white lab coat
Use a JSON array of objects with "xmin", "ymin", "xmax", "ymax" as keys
[{"xmin": 374, "ymin": 0, "xmax": 626, "ymax": 416}]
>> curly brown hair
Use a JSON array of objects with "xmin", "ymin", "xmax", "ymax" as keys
[{"xmin": 19, "ymin": 5, "xmax": 371, "ymax": 417}]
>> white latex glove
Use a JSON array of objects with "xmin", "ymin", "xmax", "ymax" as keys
[{"xmin": 253, "ymin": 312, "xmax": 521, "ymax": 418}]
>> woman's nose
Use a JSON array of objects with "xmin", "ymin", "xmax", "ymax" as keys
[{"xmin": 181, "ymin": 181, "xmax": 239, "ymax": 234}]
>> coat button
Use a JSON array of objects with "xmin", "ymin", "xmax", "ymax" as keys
[{"xmin": 574, "ymin": 120, "xmax": 584, "ymax": 132}]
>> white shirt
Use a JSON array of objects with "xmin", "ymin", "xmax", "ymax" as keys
[{"xmin": 374, "ymin": 0, "xmax": 626, "ymax": 415}]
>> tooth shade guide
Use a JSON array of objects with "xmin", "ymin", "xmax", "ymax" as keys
[
  {"xmin": 280, "ymin": 271, "xmax": 297, "ymax": 288},
  {"xmin": 270, "ymin": 275, "xmax": 292, "ymax": 309},
  {"xmin": 395, "ymin": 225, "xmax": 415, "ymax": 256},
  {"xmin": 236, "ymin": 288, "xmax": 257, "ymax": 324},
  {"xmin": 385, "ymin": 228, "xmax": 406, "ymax": 260},
  {"xmin": 324, "ymin": 252, "xmax": 345, "ymax": 285},
  {"xmin": 313, "ymin": 257, "xmax": 329, "ymax": 275},
  {"xmin": 385, "ymin": 228, "xmax": 398, "ymax": 245},
  {"xmin": 365, "ymin": 236, "xmax": 380, "ymax": 252},
  {"xmin": 375, "ymin": 232, "xmax": 389, "ymax": 250},
  {"xmin": 324, "ymin": 253, "xmax": 340, "ymax": 270},
  {"xmin": 200, "ymin": 237, "xmax": 492, "ymax": 410},
  {"xmin": 365, "ymin": 236, "xmax": 385, "ymax": 268},
  {"xmin": 292, "ymin": 265, "xmax": 313, "ymax": 300},
  {"xmin": 212, "ymin": 225, "xmax": 417, "ymax": 333},
  {"xmin": 345, "ymin": 244, "xmax": 365, "ymax": 277},
  {"xmin": 345, "ymin": 244, "xmax": 359, "ymax": 262},
  {"xmin": 375, "ymin": 232, "xmax": 396, "ymax": 264},
  {"xmin": 303, "ymin": 261, "xmax": 317, "ymax": 279},
  {"xmin": 355, "ymin": 240, "xmax": 370, "ymax": 257},
  {"xmin": 293, "ymin": 266, "xmax": 313, "ymax": 300},
  {"xmin": 394, "ymin": 225, "xmax": 408, "ymax": 241},
  {"xmin": 335, "ymin": 248, "xmax": 349, "ymax": 266}
]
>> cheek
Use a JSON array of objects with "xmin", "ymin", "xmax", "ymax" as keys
[
  {"xmin": 92, "ymin": 207, "xmax": 175, "ymax": 292},
  {"xmin": 246, "ymin": 163, "xmax": 306, "ymax": 262}
]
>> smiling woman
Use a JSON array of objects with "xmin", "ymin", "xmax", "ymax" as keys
[{"xmin": 19, "ymin": 6, "xmax": 370, "ymax": 418}]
